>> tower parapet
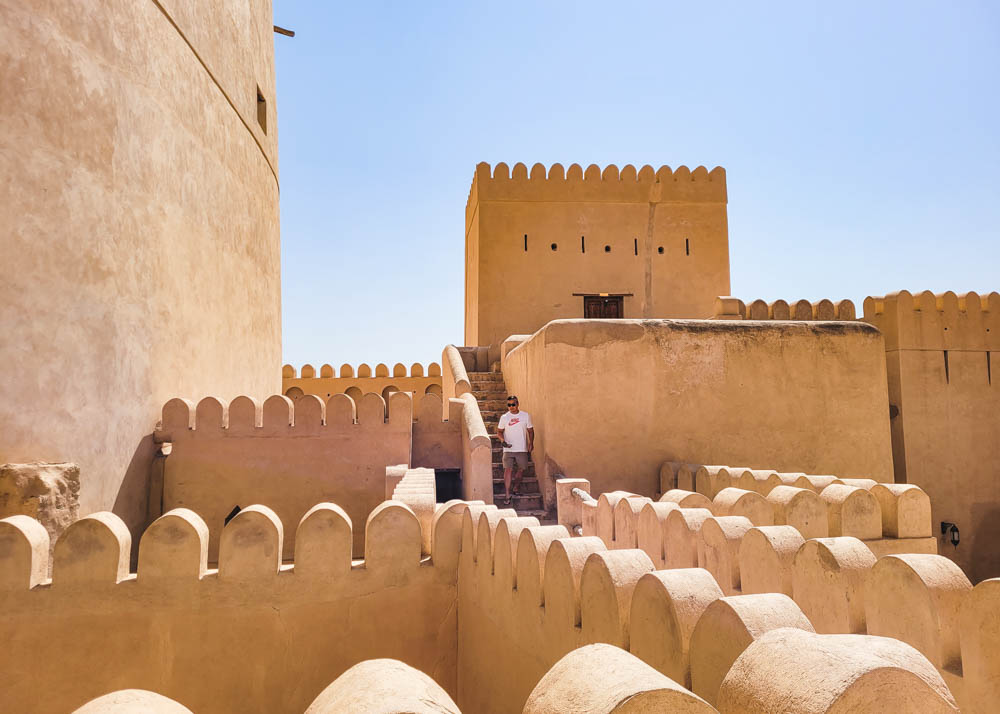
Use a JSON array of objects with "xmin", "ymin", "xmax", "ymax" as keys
[
  {"xmin": 864, "ymin": 290, "xmax": 1000, "ymax": 351},
  {"xmin": 467, "ymin": 162, "xmax": 727, "ymax": 229}
]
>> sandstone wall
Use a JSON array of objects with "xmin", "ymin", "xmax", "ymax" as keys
[
  {"xmin": 0, "ymin": 501, "xmax": 459, "ymax": 713},
  {"xmin": 0, "ymin": 1, "xmax": 282, "ymax": 544},
  {"xmin": 157, "ymin": 392, "xmax": 421, "ymax": 559},
  {"xmin": 465, "ymin": 163, "xmax": 730, "ymax": 352},
  {"xmin": 864, "ymin": 290, "xmax": 1000, "ymax": 582},
  {"xmin": 503, "ymin": 319, "xmax": 894, "ymax": 507},
  {"xmin": 283, "ymin": 361, "xmax": 443, "ymax": 404},
  {"xmin": 456, "ymin": 500, "xmax": 968, "ymax": 713}
]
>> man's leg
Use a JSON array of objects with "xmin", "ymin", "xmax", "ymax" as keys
[
  {"xmin": 502, "ymin": 454, "xmax": 513, "ymax": 502},
  {"xmin": 511, "ymin": 452, "xmax": 526, "ymax": 494}
]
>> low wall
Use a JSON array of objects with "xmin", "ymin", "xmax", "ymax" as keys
[
  {"xmin": 503, "ymin": 319, "xmax": 894, "ymax": 507},
  {"xmin": 413, "ymin": 396, "xmax": 463, "ymax": 471},
  {"xmin": 555, "ymin": 480, "xmax": 1000, "ymax": 712},
  {"xmin": 456, "ymin": 501, "xmax": 967, "ymax": 713},
  {"xmin": 0, "ymin": 501, "xmax": 461, "ymax": 714}
]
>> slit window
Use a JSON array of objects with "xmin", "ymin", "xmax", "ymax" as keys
[
  {"xmin": 581, "ymin": 236, "xmax": 586, "ymax": 253},
  {"xmin": 685, "ymin": 238, "xmax": 690, "ymax": 256},
  {"xmin": 634, "ymin": 238, "xmax": 638, "ymax": 256},
  {"xmin": 256, "ymin": 86, "xmax": 267, "ymax": 134},
  {"xmin": 524, "ymin": 234, "xmax": 528, "ymax": 252},
  {"xmin": 604, "ymin": 245, "xmax": 611, "ymax": 253},
  {"xmin": 550, "ymin": 242, "xmax": 558, "ymax": 251},
  {"xmin": 658, "ymin": 246, "xmax": 664, "ymax": 254}
]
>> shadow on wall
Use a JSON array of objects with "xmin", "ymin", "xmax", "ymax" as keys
[
  {"xmin": 970, "ymin": 504, "xmax": 1000, "ymax": 579},
  {"xmin": 111, "ymin": 434, "xmax": 157, "ymax": 568}
]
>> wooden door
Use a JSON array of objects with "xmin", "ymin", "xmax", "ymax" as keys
[{"xmin": 583, "ymin": 296, "xmax": 624, "ymax": 318}]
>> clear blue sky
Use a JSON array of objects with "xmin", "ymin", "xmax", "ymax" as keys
[{"xmin": 275, "ymin": 1, "xmax": 999, "ymax": 370}]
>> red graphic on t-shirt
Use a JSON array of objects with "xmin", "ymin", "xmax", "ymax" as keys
[{"xmin": 509, "ymin": 418, "xmax": 520, "ymax": 426}]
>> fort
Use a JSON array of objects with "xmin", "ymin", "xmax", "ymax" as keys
[{"xmin": 1, "ymin": 2, "xmax": 998, "ymax": 713}]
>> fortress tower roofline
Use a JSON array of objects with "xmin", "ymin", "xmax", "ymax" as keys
[{"xmin": 467, "ymin": 162, "xmax": 726, "ymax": 227}]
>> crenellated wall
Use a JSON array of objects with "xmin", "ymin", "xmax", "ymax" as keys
[
  {"xmin": 549, "ymin": 479, "xmax": 998, "ymax": 712},
  {"xmin": 457, "ymin": 489, "xmax": 981, "ymax": 713},
  {"xmin": 864, "ymin": 290, "xmax": 1000, "ymax": 582},
  {"xmin": 0, "ymin": 0, "xmax": 282, "ymax": 548},
  {"xmin": 4, "ymin": 493, "xmax": 996, "ymax": 713},
  {"xmin": 503, "ymin": 319, "xmax": 894, "ymax": 508},
  {"xmin": 0, "ymin": 501, "xmax": 462, "ymax": 714},
  {"xmin": 712, "ymin": 296, "xmax": 857, "ymax": 321},
  {"xmin": 282, "ymin": 361, "xmax": 443, "ymax": 404},
  {"xmin": 156, "ymin": 393, "xmax": 415, "ymax": 559},
  {"xmin": 465, "ymin": 162, "xmax": 730, "ymax": 352}
]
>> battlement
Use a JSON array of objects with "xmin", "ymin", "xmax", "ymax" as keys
[
  {"xmin": 713, "ymin": 296, "xmax": 857, "ymax": 321},
  {"xmin": 0, "ymin": 499, "xmax": 465, "ymax": 712},
  {"xmin": 0, "ymin": 500, "xmax": 450, "ymax": 592},
  {"xmin": 457, "ymin": 490, "xmax": 992, "ymax": 712},
  {"xmin": 156, "ymin": 391, "xmax": 459, "ymax": 436},
  {"xmin": 863, "ymin": 290, "xmax": 1000, "ymax": 351},
  {"xmin": 466, "ymin": 162, "xmax": 727, "ymax": 227},
  {"xmin": 283, "ymin": 361, "xmax": 442, "ymax": 379}
]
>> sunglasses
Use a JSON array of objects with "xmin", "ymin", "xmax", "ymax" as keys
[{"xmin": 507, "ymin": 402, "xmax": 518, "ymax": 406}]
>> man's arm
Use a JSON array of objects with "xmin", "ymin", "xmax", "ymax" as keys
[
  {"xmin": 497, "ymin": 427, "xmax": 510, "ymax": 448},
  {"xmin": 526, "ymin": 427, "xmax": 534, "ymax": 452}
]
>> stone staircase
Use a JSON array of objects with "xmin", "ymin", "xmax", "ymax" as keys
[{"xmin": 468, "ymin": 371, "xmax": 546, "ymax": 517}]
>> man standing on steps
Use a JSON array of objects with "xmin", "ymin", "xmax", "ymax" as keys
[{"xmin": 497, "ymin": 395, "xmax": 533, "ymax": 505}]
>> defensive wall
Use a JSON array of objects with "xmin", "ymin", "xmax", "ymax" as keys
[
  {"xmin": 465, "ymin": 162, "xmax": 731, "ymax": 355},
  {"xmin": 282, "ymin": 361, "xmax": 443, "ymax": 404},
  {"xmin": 0, "ymin": 501, "xmax": 460, "ymax": 713},
  {"xmin": 457, "ymin": 475, "xmax": 1000, "ymax": 713},
  {"xmin": 153, "ymin": 390, "xmax": 485, "ymax": 559},
  {"xmin": 6, "ymin": 487, "xmax": 997, "ymax": 713},
  {"xmin": 0, "ymin": 1, "xmax": 282, "ymax": 545},
  {"xmin": 864, "ymin": 290, "xmax": 1000, "ymax": 582},
  {"xmin": 502, "ymin": 318, "xmax": 894, "ymax": 509},
  {"xmin": 712, "ymin": 296, "xmax": 857, "ymax": 320}
]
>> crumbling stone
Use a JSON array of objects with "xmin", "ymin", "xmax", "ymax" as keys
[{"xmin": 0, "ymin": 462, "xmax": 80, "ymax": 555}]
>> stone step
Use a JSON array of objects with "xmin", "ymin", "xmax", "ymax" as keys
[
  {"xmin": 469, "ymin": 376, "xmax": 505, "ymax": 387},
  {"xmin": 493, "ymin": 478, "xmax": 540, "ymax": 495},
  {"xmin": 492, "ymin": 460, "xmax": 534, "ymax": 471},
  {"xmin": 495, "ymin": 493, "xmax": 544, "ymax": 511},
  {"xmin": 493, "ymin": 466, "xmax": 535, "ymax": 480},
  {"xmin": 471, "ymin": 390, "xmax": 508, "ymax": 400},
  {"xmin": 479, "ymin": 399, "xmax": 509, "ymax": 411},
  {"xmin": 480, "ymin": 410, "xmax": 505, "ymax": 421}
]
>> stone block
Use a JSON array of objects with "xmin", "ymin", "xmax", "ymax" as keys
[{"xmin": 0, "ymin": 462, "xmax": 80, "ymax": 555}]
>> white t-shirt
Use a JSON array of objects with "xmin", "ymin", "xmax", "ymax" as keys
[{"xmin": 498, "ymin": 410, "xmax": 533, "ymax": 453}]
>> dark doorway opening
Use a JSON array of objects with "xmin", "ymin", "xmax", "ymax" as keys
[
  {"xmin": 583, "ymin": 295, "xmax": 624, "ymax": 319},
  {"xmin": 435, "ymin": 468, "xmax": 462, "ymax": 502}
]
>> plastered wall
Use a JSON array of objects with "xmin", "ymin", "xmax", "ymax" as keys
[
  {"xmin": 503, "ymin": 319, "xmax": 894, "ymax": 508},
  {"xmin": 282, "ymin": 362, "xmax": 443, "ymax": 402},
  {"xmin": 555, "ymin": 480, "xmax": 999, "ymax": 712},
  {"xmin": 0, "ymin": 1, "xmax": 282, "ymax": 543},
  {"xmin": 465, "ymin": 163, "xmax": 730, "ymax": 350},
  {"xmin": 5, "ymin": 495, "xmax": 996, "ymax": 713},
  {"xmin": 456, "ymin": 497, "xmax": 978, "ymax": 713},
  {"xmin": 864, "ymin": 290, "xmax": 1000, "ymax": 582},
  {"xmin": 0, "ymin": 501, "xmax": 459, "ymax": 714},
  {"xmin": 157, "ymin": 393, "xmax": 414, "ymax": 559}
]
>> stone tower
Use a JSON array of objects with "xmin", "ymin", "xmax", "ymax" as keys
[{"xmin": 464, "ymin": 162, "xmax": 730, "ymax": 352}]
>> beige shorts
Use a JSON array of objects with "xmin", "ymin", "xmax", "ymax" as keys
[{"xmin": 502, "ymin": 452, "xmax": 529, "ymax": 470}]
